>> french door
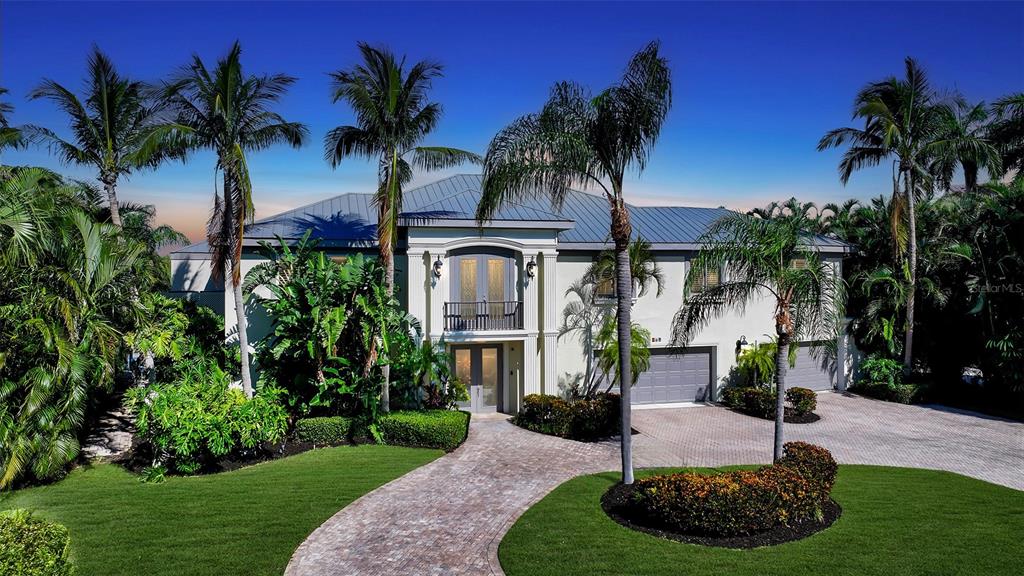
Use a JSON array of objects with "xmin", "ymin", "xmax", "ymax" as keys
[{"xmin": 452, "ymin": 344, "xmax": 502, "ymax": 412}]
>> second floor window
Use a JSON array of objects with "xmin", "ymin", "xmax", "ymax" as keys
[
  {"xmin": 688, "ymin": 264, "xmax": 721, "ymax": 294},
  {"xmin": 595, "ymin": 277, "xmax": 616, "ymax": 299}
]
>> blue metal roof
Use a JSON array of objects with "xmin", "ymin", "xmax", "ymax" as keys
[{"xmin": 172, "ymin": 174, "xmax": 850, "ymax": 255}]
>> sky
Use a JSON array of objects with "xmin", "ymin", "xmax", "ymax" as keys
[{"xmin": 2, "ymin": 1, "xmax": 1022, "ymax": 243}]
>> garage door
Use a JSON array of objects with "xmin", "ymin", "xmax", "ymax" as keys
[
  {"xmin": 787, "ymin": 343, "xmax": 835, "ymax": 391},
  {"xmin": 632, "ymin": 348, "xmax": 712, "ymax": 404}
]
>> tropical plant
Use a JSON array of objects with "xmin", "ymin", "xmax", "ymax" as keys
[
  {"xmin": 477, "ymin": 41, "xmax": 672, "ymax": 484},
  {"xmin": 930, "ymin": 98, "xmax": 1002, "ymax": 192},
  {"xmin": 324, "ymin": 42, "xmax": 481, "ymax": 410},
  {"xmin": 0, "ymin": 87, "xmax": 25, "ymax": 152},
  {"xmin": 818, "ymin": 57, "xmax": 948, "ymax": 376},
  {"xmin": 156, "ymin": 41, "xmax": 308, "ymax": 397},
  {"xmin": 585, "ymin": 237, "xmax": 665, "ymax": 300},
  {"xmin": 27, "ymin": 47, "xmax": 177, "ymax": 228},
  {"xmin": 989, "ymin": 92, "xmax": 1024, "ymax": 182},
  {"xmin": 125, "ymin": 359, "xmax": 288, "ymax": 474},
  {"xmin": 1, "ymin": 174, "xmax": 146, "ymax": 488},
  {"xmin": 593, "ymin": 317, "xmax": 651, "ymax": 391},
  {"xmin": 672, "ymin": 213, "xmax": 844, "ymax": 461}
]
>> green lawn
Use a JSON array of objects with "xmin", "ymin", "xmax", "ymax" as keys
[
  {"xmin": 499, "ymin": 466, "xmax": 1024, "ymax": 576},
  {"xmin": 0, "ymin": 445, "xmax": 441, "ymax": 576}
]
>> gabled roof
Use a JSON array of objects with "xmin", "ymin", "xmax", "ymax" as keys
[{"xmin": 172, "ymin": 174, "xmax": 852, "ymax": 256}]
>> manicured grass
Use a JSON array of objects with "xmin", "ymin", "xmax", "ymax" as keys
[
  {"xmin": 499, "ymin": 466, "xmax": 1024, "ymax": 576},
  {"xmin": 0, "ymin": 445, "xmax": 441, "ymax": 576}
]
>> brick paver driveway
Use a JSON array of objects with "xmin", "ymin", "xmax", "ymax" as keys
[
  {"xmin": 285, "ymin": 416, "xmax": 617, "ymax": 576},
  {"xmin": 287, "ymin": 393, "xmax": 1022, "ymax": 575},
  {"xmin": 632, "ymin": 392, "xmax": 1024, "ymax": 490}
]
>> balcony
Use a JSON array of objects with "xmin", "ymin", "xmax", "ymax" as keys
[{"xmin": 444, "ymin": 301, "xmax": 524, "ymax": 332}]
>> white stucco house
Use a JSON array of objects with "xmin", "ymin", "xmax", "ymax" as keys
[{"xmin": 169, "ymin": 174, "xmax": 854, "ymax": 414}]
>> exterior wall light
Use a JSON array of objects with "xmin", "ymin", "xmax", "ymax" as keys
[
  {"xmin": 432, "ymin": 255, "xmax": 444, "ymax": 278},
  {"xmin": 526, "ymin": 256, "xmax": 537, "ymax": 278}
]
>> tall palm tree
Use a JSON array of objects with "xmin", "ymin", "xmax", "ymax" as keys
[
  {"xmin": 585, "ymin": 237, "xmax": 665, "ymax": 300},
  {"xmin": 930, "ymin": 98, "xmax": 1002, "ymax": 192},
  {"xmin": 476, "ymin": 42, "xmax": 672, "ymax": 485},
  {"xmin": 324, "ymin": 42, "xmax": 480, "ymax": 411},
  {"xmin": 0, "ymin": 87, "xmax": 25, "ymax": 152},
  {"xmin": 156, "ymin": 42, "xmax": 308, "ymax": 397},
  {"xmin": 817, "ymin": 57, "xmax": 944, "ymax": 375},
  {"xmin": 28, "ymin": 47, "xmax": 173, "ymax": 228},
  {"xmin": 672, "ymin": 214, "xmax": 844, "ymax": 461}
]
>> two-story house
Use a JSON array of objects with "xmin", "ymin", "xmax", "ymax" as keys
[{"xmin": 169, "ymin": 174, "xmax": 853, "ymax": 414}]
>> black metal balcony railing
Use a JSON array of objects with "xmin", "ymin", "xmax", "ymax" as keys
[{"xmin": 444, "ymin": 301, "xmax": 524, "ymax": 331}]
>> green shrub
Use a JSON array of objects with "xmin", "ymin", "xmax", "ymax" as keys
[
  {"xmin": 721, "ymin": 387, "xmax": 746, "ymax": 409},
  {"xmin": 513, "ymin": 393, "xmax": 620, "ymax": 441},
  {"xmin": 125, "ymin": 361, "xmax": 289, "ymax": 473},
  {"xmin": 740, "ymin": 387, "xmax": 776, "ymax": 418},
  {"xmin": 294, "ymin": 416, "xmax": 356, "ymax": 445},
  {"xmin": 778, "ymin": 441, "xmax": 837, "ymax": 499},
  {"xmin": 853, "ymin": 356, "xmax": 916, "ymax": 403},
  {"xmin": 631, "ymin": 442, "xmax": 835, "ymax": 537},
  {"xmin": 293, "ymin": 410, "xmax": 471, "ymax": 452},
  {"xmin": 379, "ymin": 410, "xmax": 471, "ymax": 452},
  {"xmin": 0, "ymin": 510, "xmax": 73, "ymax": 576},
  {"xmin": 786, "ymin": 387, "xmax": 818, "ymax": 415}
]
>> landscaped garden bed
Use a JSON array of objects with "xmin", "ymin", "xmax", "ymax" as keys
[
  {"xmin": 601, "ymin": 442, "xmax": 839, "ymax": 548},
  {"xmin": 511, "ymin": 393, "xmax": 621, "ymax": 441},
  {"xmin": 721, "ymin": 386, "xmax": 821, "ymax": 423},
  {"xmin": 498, "ymin": 465, "xmax": 1024, "ymax": 576}
]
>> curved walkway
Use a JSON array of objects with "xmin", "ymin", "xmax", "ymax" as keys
[
  {"xmin": 285, "ymin": 416, "xmax": 618, "ymax": 576},
  {"xmin": 287, "ymin": 394, "xmax": 1023, "ymax": 575}
]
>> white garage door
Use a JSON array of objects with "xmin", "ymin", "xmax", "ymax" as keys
[
  {"xmin": 787, "ymin": 342, "xmax": 835, "ymax": 391},
  {"xmin": 632, "ymin": 348, "xmax": 713, "ymax": 404}
]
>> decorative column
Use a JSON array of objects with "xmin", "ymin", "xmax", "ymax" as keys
[
  {"xmin": 406, "ymin": 250, "xmax": 427, "ymax": 343},
  {"xmin": 428, "ymin": 250, "xmax": 446, "ymax": 343},
  {"xmin": 523, "ymin": 334, "xmax": 540, "ymax": 396},
  {"xmin": 540, "ymin": 250, "xmax": 558, "ymax": 394},
  {"xmin": 522, "ymin": 251, "xmax": 539, "ymax": 334}
]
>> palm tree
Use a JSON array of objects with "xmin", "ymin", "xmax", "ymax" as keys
[
  {"xmin": 561, "ymin": 238, "xmax": 664, "ymax": 397},
  {"xmin": 27, "ymin": 47, "xmax": 174, "ymax": 228},
  {"xmin": 672, "ymin": 213, "xmax": 844, "ymax": 461},
  {"xmin": 817, "ymin": 57, "xmax": 944, "ymax": 376},
  {"xmin": 1, "ymin": 170, "xmax": 145, "ymax": 487},
  {"xmin": 990, "ymin": 92, "xmax": 1024, "ymax": 183},
  {"xmin": 156, "ymin": 42, "xmax": 308, "ymax": 397},
  {"xmin": 0, "ymin": 87, "xmax": 25, "ymax": 152},
  {"xmin": 930, "ymin": 98, "xmax": 1002, "ymax": 192},
  {"xmin": 324, "ymin": 42, "xmax": 480, "ymax": 410},
  {"xmin": 476, "ymin": 42, "xmax": 672, "ymax": 485}
]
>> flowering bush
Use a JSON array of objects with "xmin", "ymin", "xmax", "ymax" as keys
[{"xmin": 630, "ymin": 442, "xmax": 836, "ymax": 536}]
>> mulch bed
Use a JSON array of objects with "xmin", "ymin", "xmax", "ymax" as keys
[
  {"xmin": 601, "ymin": 481, "xmax": 841, "ymax": 549},
  {"xmin": 729, "ymin": 407, "xmax": 821, "ymax": 424}
]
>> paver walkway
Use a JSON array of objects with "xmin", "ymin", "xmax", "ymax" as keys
[
  {"xmin": 287, "ymin": 393, "xmax": 1023, "ymax": 575},
  {"xmin": 632, "ymin": 392, "xmax": 1024, "ymax": 490},
  {"xmin": 285, "ymin": 416, "xmax": 618, "ymax": 576}
]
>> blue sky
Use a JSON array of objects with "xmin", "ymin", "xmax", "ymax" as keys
[{"xmin": 2, "ymin": 1, "xmax": 1022, "ymax": 241}]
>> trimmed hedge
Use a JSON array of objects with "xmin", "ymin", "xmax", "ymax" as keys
[
  {"xmin": 0, "ymin": 510, "xmax": 74, "ymax": 576},
  {"xmin": 631, "ymin": 442, "xmax": 836, "ymax": 537},
  {"xmin": 294, "ymin": 410, "xmax": 470, "ymax": 452},
  {"xmin": 378, "ymin": 410, "xmax": 471, "ymax": 452},
  {"xmin": 786, "ymin": 387, "xmax": 817, "ymax": 415},
  {"xmin": 852, "ymin": 381, "xmax": 918, "ymax": 404},
  {"xmin": 512, "ymin": 393, "xmax": 620, "ymax": 441},
  {"xmin": 294, "ymin": 416, "xmax": 355, "ymax": 445}
]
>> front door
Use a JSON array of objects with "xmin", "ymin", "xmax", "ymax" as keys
[{"xmin": 452, "ymin": 344, "xmax": 502, "ymax": 412}]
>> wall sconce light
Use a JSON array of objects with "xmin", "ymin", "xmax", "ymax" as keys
[
  {"xmin": 735, "ymin": 335, "xmax": 748, "ymax": 356},
  {"xmin": 432, "ymin": 254, "xmax": 444, "ymax": 278},
  {"xmin": 526, "ymin": 256, "xmax": 537, "ymax": 278}
]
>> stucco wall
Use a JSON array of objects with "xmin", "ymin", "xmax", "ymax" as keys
[{"xmin": 554, "ymin": 251, "xmax": 841, "ymax": 400}]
